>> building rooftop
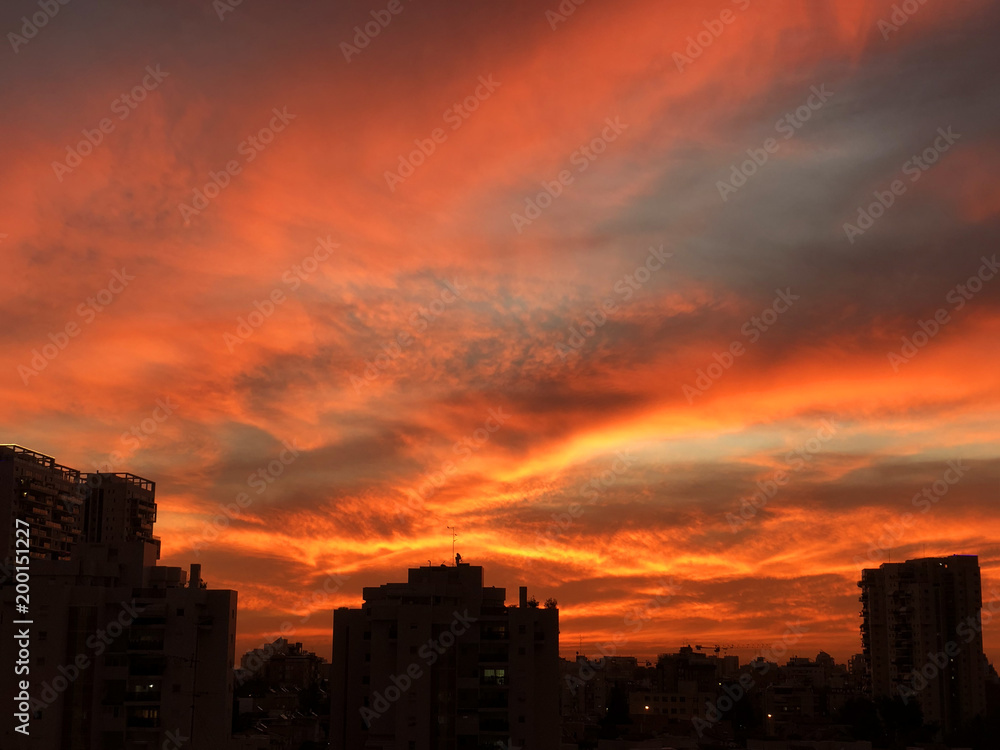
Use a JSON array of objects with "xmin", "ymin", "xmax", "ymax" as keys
[
  {"xmin": 1, "ymin": 443, "xmax": 81, "ymax": 481},
  {"xmin": 87, "ymin": 472, "xmax": 155, "ymax": 491}
]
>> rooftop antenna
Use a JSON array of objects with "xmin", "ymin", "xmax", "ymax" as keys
[{"xmin": 447, "ymin": 526, "xmax": 457, "ymax": 565}]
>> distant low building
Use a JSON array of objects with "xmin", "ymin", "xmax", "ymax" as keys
[
  {"xmin": 233, "ymin": 638, "xmax": 329, "ymax": 749},
  {"xmin": 239, "ymin": 638, "xmax": 325, "ymax": 691},
  {"xmin": 629, "ymin": 646, "xmax": 721, "ymax": 723}
]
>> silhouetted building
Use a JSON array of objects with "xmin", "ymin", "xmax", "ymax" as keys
[
  {"xmin": 239, "ymin": 637, "xmax": 325, "ymax": 690},
  {"xmin": 82, "ymin": 472, "xmax": 160, "ymax": 558},
  {"xmin": 562, "ymin": 654, "xmax": 637, "ymax": 721},
  {"xmin": 783, "ymin": 654, "xmax": 831, "ymax": 690},
  {"xmin": 762, "ymin": 656, "xmax": 831, "ymax": 739},
  {"xmin": 1, "ymin": 445, "xmax": 83, "ymax": 563},
  {"xmin": 1, "ymin": 446, "xmax": 236, "ymax": 748},
  {"xmin": 629, "ymin": 647, "xmax": 721, "ymax": 723},
  {"xmin": 331, "ymin": 561, "xmax": 559, "ymax": 750},
  {"xmin": 859, "ymin": 554, "xmax": 986, "ymax": 732},
  {"xmin": 233, "ymin": 639, "xmax": 329, "ymax": 749},
  {"xmin": 1, "ymin": 445, "xmax": 161, "ymax": 566},
  {"xmin": 847, "ymin": 653, "xmax": 867, "ymax": 695},
  {"xmin": 0, "ymin": 541, "xmax": 237, "ymax": 749},
  {"xmin": 763, "ymin": 680, "xmax": 816, "ymax": 735}
]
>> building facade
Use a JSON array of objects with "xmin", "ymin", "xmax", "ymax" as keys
[
  {"xmin": 1, "ymin": 445, "xmax": 237, "ymax": 748},
  {"xmin": 1, "ymin": 445, "xmax": 161, "ymax": 569},
  {"xmin": 239, "ymin": 637, "xmax": 325, "ymax": 690},
  {"xmin": 859, "ymin": 554, "xmax": 986, "ymax": 732},
  {"xmin": 629, "ymin": 647, "xmax": 722, "ymax": 725},
  {"xmin": 0, "ymin": 541, "xmax": 237, "ymax": 749},
  {"xmin": 82, "ymin": 472, "xmax": 159, "ymax": 557},
  {"xmin": 331, "ymin": 561, "xmax": 559, "ymax": 750},
  {"xmin": 0, "ymin": 445, "xmax": 84, "ymax": 564}
]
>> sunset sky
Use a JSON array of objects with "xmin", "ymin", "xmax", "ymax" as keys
[{"xmin": 3, "ymin": 0, "xmax": 1000, "ymax": 664}]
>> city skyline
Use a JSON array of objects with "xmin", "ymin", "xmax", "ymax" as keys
[
  {"xmin": 3, "ymin": 0, "xmax": 1000, "ymax": 680},
  {"xmin": 3, "ymin": 441, "xmax": 997, "ymax": 673},
  {"xmin": 1, "ymin": 439, "xmax": 995, "ymax": 746}
]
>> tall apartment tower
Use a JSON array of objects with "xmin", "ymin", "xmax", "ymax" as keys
[
  {"xmin": 1, "ymin": 541, "xmax": 237, "ymax": 749},
  {"xmin": 331, "ymin": 561, "xmax": 559, "ymax": 750},
  {"xmin": 0, "ymin": 445, "xmax": 84, "ymax": 563},
  {"xmin": 82, "ymin": 472, "xmax": 160, "ymax": 559},
  {"xmin": 859, "ymin": 554, "xmax": 986, "ymax": 732},
  {"xmin": 1, "ymin": 445, "xmax": 161, "ymax": 567},
  {"xmin": 0, "ymin": 445, "xmax": 237, "ymax": 748}
]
